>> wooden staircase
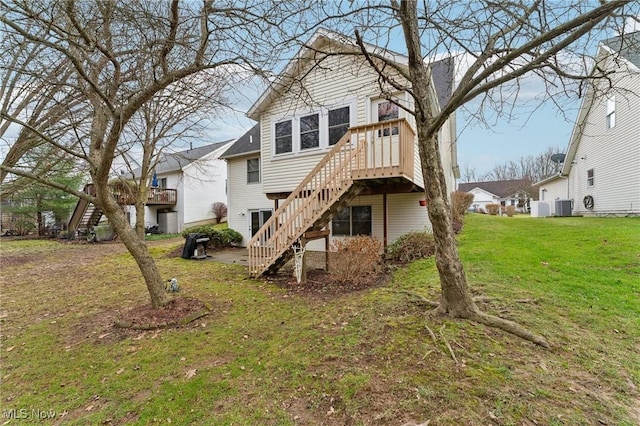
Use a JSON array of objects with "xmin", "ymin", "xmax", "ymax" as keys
[
  {"xmin": 248, "ymin": 129, "xmax": 370, "ymax": 277},
  {"xmin": 67, "ymin": 184, "xmax": 103, "ymax": 238},
  {"xmin": 248, "ymin": 119, "xmax": 416, "ymax": 277}
]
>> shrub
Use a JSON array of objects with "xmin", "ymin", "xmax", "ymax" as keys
[
  {"xmin": 181, "ymin": 225, "xmax": 242, "ymax": 248},
  {"xmin": 386, "ymin": 230, "xmax": 435, "ymax": 264},
  {"xmin": 181, "ymin": 224, "xmax": 216, "ymax": 238},
  {"xmin": 485, "ymin": 203, "xmax": 500, "ymax": 215},
  {"xmin": 451, "ymin": 191, "xmax": 474, "ymax": 221},
  {"xmin": 211, "ymin": 202, "xmax": 227, "ymax": 223},
  {"xmin": 506, "ymin": 205, "xmax": 516, "ymax": 217},
  {"xmin": 329, "ymin": 236, "xmax": 383, "ymax": 284}
]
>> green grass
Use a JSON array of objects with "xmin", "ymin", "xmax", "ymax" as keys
[
  {"xmin": 0, "ymin": 215, "xmax": 638, "ymax": 425},
  {"xmin": 144, "ymin": 233, "xmax": 180, "ymax": 241}
]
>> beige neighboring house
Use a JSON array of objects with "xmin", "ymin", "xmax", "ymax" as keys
[
  {"xmin": 221, "ymin": 29, "xmax": 461, "ymax": 277},
  {"xmin": 534, "ymin": 31, "xmax": 640, "ymax": 217},
  {"xmin": 458, "ymin": 179, "xmax": 535, "ymax": 213}
]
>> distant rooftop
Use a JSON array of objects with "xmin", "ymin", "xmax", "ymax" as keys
[
  {"xmin": 602, "ymin": 30, "xmax": 640, "ymax": 68},
  {"xmin": 219, "ymin": 124, "xmax": 260, "ymax": 159},
  {"xmin": 458, "ymin": 179, "xmax": 534, "ymax": 198}
]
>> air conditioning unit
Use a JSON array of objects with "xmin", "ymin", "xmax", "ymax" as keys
[{"xmin": 555, "ymin": 199, "xmax": 572, "ymax": 217}]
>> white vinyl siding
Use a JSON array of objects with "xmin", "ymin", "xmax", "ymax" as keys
[
  {"xmin": 180, "ymin": 146, "xmax": 231, "ymax": 230},
  {"xmin": 261, "ymin": 51, "xmax": 423, "ymax": 194},
  {"xmin": 386, "ymin": 193, "xmax": 432, "ymax": 241},
  {"xmin": 226, "ymin": 155, "xmax": 272, "ymax": 245}
]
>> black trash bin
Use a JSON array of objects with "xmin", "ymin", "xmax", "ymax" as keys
[{"xmin": 182, "ymin": 233, "xmax": 210, "ymax": 259}]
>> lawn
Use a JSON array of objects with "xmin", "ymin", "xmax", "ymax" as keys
[{"xmin": 0, "ymin": 215, "xmax": 638, "ymax": 425}]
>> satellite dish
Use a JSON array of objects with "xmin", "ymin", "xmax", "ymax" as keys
[{"xmin": 551, "ymin": 153, "xmax": 566, "ymax": 164}]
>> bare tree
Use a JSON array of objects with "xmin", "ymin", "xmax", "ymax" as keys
[
  {"xmin": 483, "ymin": 145, "xmax": 564, "ymax": 182},
  {"xmin": 0, "ymin": 0, "xmax": 303, "ymax": 308},
  {"xmin": 313, "ymin": 0, "xmax": 637, "ymax": 346},
  {"xmin": 120, "ymin": 73, "xmax": 230, "ymax": 239}
]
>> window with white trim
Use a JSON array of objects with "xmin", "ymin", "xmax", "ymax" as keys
[
  {"xmin": 332, "ymin": 205, "xmax": 372, "ymax": 236},
  {"xmin": 272, "ymin": 101, "xmax": 355, "ymax": 156},
  {"xmin": 328, "ymin": 106, "xmax": 350, "ymax": 145},
  {"xmin": 587, "ymin": 168, "xmax": 594, "ymax": 187},
  {"xmin": 275, "ymin": 120, "xmax": 293, "ymax": 154},
  {"xmin": 247, "ymin": 158, "xmax": 260, "ymax": 183},
  {"xmin": 300, "ymin": 113, "xmax": 320, "ymax": 150},
  {"xmin": 606, "ymin": 96, "xmax": 615, "ymax": 129}
]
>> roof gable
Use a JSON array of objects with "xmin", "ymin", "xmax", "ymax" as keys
[{"xmin": 247, "ymin": 28, "xmax": 455, "ymax": 120}]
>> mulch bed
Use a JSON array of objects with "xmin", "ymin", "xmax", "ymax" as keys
[{"xmin": 114, "ymin": 297, "xmax": 210, "ymax": 330}]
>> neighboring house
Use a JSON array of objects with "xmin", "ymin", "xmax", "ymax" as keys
[
  {"xmin": 219, "ymin": 124, "xmax": 273, "ymax": 243},
  {"xmin": 131, "ymin": 141, "xmax": 233, "ymax": 233},
  {"xmin": 458, "ymin": 179, "xmax": 535, "ymax": 213},
  {"xmin": 222, "ymin": 29, "xmax": 461, "ymax": 277},
  {"xmin": 534, "ymin": 31, "xmax": 640, "ymax": 217}
]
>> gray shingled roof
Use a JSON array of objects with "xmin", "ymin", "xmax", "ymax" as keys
[
  {"xmin": 458, "ymin": 179, "xmax": 534, "ymax": 198},
  {"xmin": 603, "ymin": 31, "xmax": 640, "ymax": 68},
  {"xmin": 152, "ymin": 141, "xmax": 232, "ymax": 174},
  {"xmin": 219, "ymin": 123, "xmax": 260, "ymax": 159},
  {"xmin": 430, "ymin": 56, "xmax": 455, "ymax": 108}
]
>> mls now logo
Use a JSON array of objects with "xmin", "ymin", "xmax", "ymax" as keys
[
  {"xmin": 2, "ymin": 409, "xmax": 28, "ymax": 419},
  {"xmin": 2, "ymin": 408, "xmax": 56, "ymax": 419}
]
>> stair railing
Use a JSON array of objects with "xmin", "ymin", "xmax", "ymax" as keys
[{"xmin": 248, "ymin": 131, "xmax": 366, "ymax": 277}]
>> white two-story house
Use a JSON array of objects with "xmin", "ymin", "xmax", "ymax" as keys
[
  {"xmin": 222, "ymin": 29, "xmax": 460, "ymax": 276},
  {"xmin": 535, "ymin": 31, "xmax": 640, "ymax": 216}
]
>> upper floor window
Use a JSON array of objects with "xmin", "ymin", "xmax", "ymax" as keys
[
  {"xmin": 606, "ymin": 96, "xmax": 615, "ymax": 129},
  {"xmin": 247, "ymin": 158, "xmax": 260, "ymax": 183},
  {"xmin": 328, "ymin": 106, "xmax": 350, "ymax": 145},
  {"xmin": 272, "ymin": 101, "xmax": 355, "ymax": 157},
  {"xmin": 159, "ymin": 177, "xmax": 167, "ymax": 188},
  {"xmin": 275, "ymin": 120, "xmax": 293, "ymax": 154},
  {"xmin": 587, "ymin": 168, "xmax": 594, "ymax": 187},
  {"xmin": 300, "ymin": 113, "xmax": 320, "ymax": 150},
  {"xmin": 332, "ymin": 205, "xmax": 372, "ymax": 236},
  {"xmin": 376, "ymin": 100, "xmax": 399, "ymax": 136}
]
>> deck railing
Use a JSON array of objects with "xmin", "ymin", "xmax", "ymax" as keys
[
  {"xmin": 146, "ymin": 188, "xmax": 177, "ymax": 205},
  {"xmin": 248, "ymin": 118, "xmax": 415, "ymax": 277}
]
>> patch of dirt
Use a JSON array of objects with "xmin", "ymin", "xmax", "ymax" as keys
[
  {"xmin": 0, "ymin": 254, "xmax": 40, "ymax": 267},
  {"xmin": 114, "ymin": 297, "xmax": 209, "ymax": 330},
  {"xmin": 261, "ymin": 267, "xmax": 390, "ymax": 296}
]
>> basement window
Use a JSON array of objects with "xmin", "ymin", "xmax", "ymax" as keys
[{"xmin": 332, "ymin": 206, "xmax": 372, "ymax": 236}]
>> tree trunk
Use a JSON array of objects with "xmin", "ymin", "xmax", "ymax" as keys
[
  {"xmin": 399, "ymin": 0, "xmax": 479, "ymax": 318},
  {"xmin": 96, "ymin": 186, "xmax": 169, "ymax": 308},
  {"xmin": 418, "ymin": 133, "xmax": 478, "ymax": 317},
  {"xmin": 36, "ymin": 209, "xmax": 44, "ymax": 237},
  {"xmin": 135, "ymin": 199, "xmax": 146, "ymax": 240}
]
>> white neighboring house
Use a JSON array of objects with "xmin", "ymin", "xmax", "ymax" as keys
[
  {"xmin": 130, "ymin": 141, "xmax": 233, "ymax": 233},
  {"xmin": 458, "ymin": 179, "xmax": 535, "ymax": 213},
  {"xmin": 219, "ymin": 124, "xmax": 273, "ymax": 244},
  {"xmin": 534, "ymin": 31, "xmax": 640, "ymax": 217},
  {"xmin": 222, "ymin": 29, "xmax": 461, "ymax": 276}
]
